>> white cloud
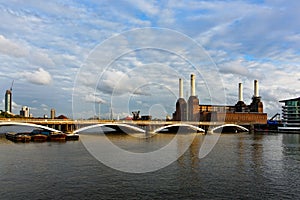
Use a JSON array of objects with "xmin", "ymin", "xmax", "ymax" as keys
[
  {"xmin": 28, "ymin": 50, "xmax": 54, "ymax": 67},
  {"xmin": 127, "ymin": 0, "xmax": 159, "ymax": 16},
  {"xmin": 0, "ymin": 35, "xmax": 28, "ymax": 57},
  {"xmin": 219, "ymin": 59, "xmax": 250, "ymax": 76},
  {"xmin": 97, "ymin": 69, "xmax": 149, "ymax": 96},
  {"xmin": 0, "ymin": 0, "xmax": 300, "ymax": 118},
  {"xmin": 22, "ymin": 68, "xmax": 52, "ymax": 85},
  {"xmin": 12, "ymin": 101, "xmax": 21, "ymax": 111},
  {"xmin": 85, "ymin": 94, "xmax": 106, "ymax": 104}
]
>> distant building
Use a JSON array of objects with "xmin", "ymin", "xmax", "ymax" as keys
[
  {"xmin": 131, "ymin": 111, "xmax": 152, "ymax": 121},
  {"xmin": 279, "ymin": 97, "xmax": 300, "ymax": 132},
  {"xmin": 5, "ymin": 90, "xmax": 12, "ymax": 113},
  {"xmin": 132, "ymin": 111, "xmax": 140, "ymax": 120},
  {"xmin": 57, "ymin": 115, "xmax": 68, "ymax": 119},
  {"xmin": 20, "ymin": 106, "xmax": 30, "ymax": 117},
  {"xmin": 123, "ymin": 116, "xmax": 133, "ymax": 120},
  {"xmin": 141, "ymin": 115, "xmax": 152, "ymax": 120},
  {"xmin": 173, "ymin": 74, "xmax": 267, "ymax": 124},
  {"xmin": 50, "ymin": 108, "xmax": 56, "ymax": 119}
]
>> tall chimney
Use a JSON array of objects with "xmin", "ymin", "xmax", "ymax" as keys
[
  {"xmin": 191, "ymin": 74, "xmax": 196, "ymax": 96},
  {"xmin": 254, "ymin": 80, "xmax": 259, "ymax": 97},
  {"xmin": 179, "ymin": 78, "xmax": 183, "ymax": 98},
  {"xmin": 238, "ymin": 83, "xmax": 243, "ymax": 102}
]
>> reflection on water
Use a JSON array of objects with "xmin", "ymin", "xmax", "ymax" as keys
[
  {"xmin": 283, "ymin": 134, "xmax": 300, "ymax": 161},
  {"xmin": 0, "ymin": 133, "xmax": 11, "ymax": 144},
  {"xmin": 100, "ymin": 133, "xmax": 179, "ymax": 153},
  {"xmin": 79, "ymin": 131, "xmax": 202, "ymax": 173},
  {"xmin": 177, "ymin": 133, "xmax": 202, "ymax": 170},
  {"xmin": 0, "ymin": 132, "xmax": 300, "ymax": 199}
]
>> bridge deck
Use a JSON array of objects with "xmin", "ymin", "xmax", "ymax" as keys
[
  {"xmin": 0, "ymin": 119, "xmax": 249, "ymax": 126},
  {"xmin": 0, "ymin": 119, "xmax": 254, "ymax": 133}
]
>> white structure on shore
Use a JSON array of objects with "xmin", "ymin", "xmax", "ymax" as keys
[{"xmin": 20, "ymin": 106, "xmax": 30, "ymax": 117}]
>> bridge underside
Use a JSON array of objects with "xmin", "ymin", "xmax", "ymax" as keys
[
  {"xmin": 0, "ymin": 122, "xmax": 62, "ymax": 133},
  {"xmin": 211, "ymin": 124, "xmax": 249, "ymax": 133},
  {"xmin": 155, "ymin": 127, "xmax": 199, "ymax": 133},
  {"xmin": 101, "ymin": 125, "xmax": 143, "ymax": 134},
  {"xmin": 73, "ymin": 124, "xmax": 146, "ymax": 134},
  {"xmin": 154, "ymin": 124, "xmax": 205, "ymax": 134}
]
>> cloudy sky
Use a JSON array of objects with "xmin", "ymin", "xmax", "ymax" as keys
[{"xmin": 0, "ymin": 0, "xmax": 299, "ymax": 119}]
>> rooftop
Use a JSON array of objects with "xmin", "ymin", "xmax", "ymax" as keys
[{"xmin": 279, "ymin": 97, "xmax": 300, "ymax": 103}]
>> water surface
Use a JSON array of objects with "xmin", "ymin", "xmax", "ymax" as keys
[{"xmin": 0, "ymin": 132, "xmax": 299, "ymax": 199}]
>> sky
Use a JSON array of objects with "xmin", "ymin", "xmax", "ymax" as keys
[{"xmin": 0, "ymin": 0, "xmax": 300, "ymax": 119}]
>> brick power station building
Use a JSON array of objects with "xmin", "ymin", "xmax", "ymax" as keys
[{"xmin": 173, "ymin": 74, "xmax": 267, "ymax": 124}]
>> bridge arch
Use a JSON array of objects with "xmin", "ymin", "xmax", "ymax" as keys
[
  {"xmin": 0, "ymin": 122, "xmax": 62, "ymax": 133},
  {"xmin": 154, "ymin": 124, "xmax": 205, "ymax": 133},
  {"xmin": 73, "ymin": 123, "xmax": 145, "ymax": 134},
  {"xmin": 210, "ymin": 124, "xmax": 249, "ymax": 133}
]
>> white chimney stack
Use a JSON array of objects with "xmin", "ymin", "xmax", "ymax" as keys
[
  {"xmin": 238, "ymin": 83, "xmax": 243, "ymax": 102},
  {"xmin": 254, "ymin": 80, "xmax": 259, "ymax": 97},
  {"xmin": 179, "ymin": 78, "xmax": 183, "ymax": 98},
  {"xmin": 191, "ymin": 74, "xmax": 196, "ymax": 96}
]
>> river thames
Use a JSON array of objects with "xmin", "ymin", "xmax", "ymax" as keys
[{"xmin": 0, "ymin": 132, "xmax": 299, "ymax": 199}]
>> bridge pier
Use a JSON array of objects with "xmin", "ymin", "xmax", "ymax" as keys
[
  {"xmin": 58, "ymin": 124, "xmax": 75, "ymax": 133},
  {"xmin": 55, "ymin": 125, "xmax": 61, "ymax": 131},
  {"xmin": 137, "ymin": 124, "xmax": 163, "ymax": 134},
  {"xmin": 47, "ymin": 124, "xmax": 55, "ymax": 129},
  {"xmin": 249, "ymin": 124, "xmax": 255, "ymax": 134},
  {"xmin": 199, "ymin": 125, "xmax": 209, "ymax": 134}
]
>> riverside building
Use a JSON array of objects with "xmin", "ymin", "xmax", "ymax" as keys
[{"xmin": 278, "ymin": 97, "xmax": 300, "ymax": 132}]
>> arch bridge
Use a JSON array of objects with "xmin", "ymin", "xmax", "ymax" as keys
[
  {"xmin": 0, "ymin": 120, "xmax": 250, "ymax": 134},
  {"xmin": 153, "ymin": 124, "xmax": 205, "ymax": 134}
]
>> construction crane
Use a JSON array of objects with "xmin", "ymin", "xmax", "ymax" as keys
[
  {"xmin": 269, "ymin": 113, "xmax": 280, "ymax": 121},
  {"xmin": 267, "ymin": 113, "xmax": 281, "ymax": 125},
  {"xmin": 10, "ymin": 80, "xmax": 14, "ymax": 91}
]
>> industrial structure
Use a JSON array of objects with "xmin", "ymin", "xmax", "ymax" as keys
[
  {"xmin": 132, "ymin": 111, "xmax": 152, "ymax": 121},
  {"xmin": 173, "ymin": 74, "xmax": 267, "ymax": 124}
]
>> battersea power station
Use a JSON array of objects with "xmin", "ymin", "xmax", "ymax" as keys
[{"xmin": 172, "ymin": 74, "xmax": 267, "ymax": 124}]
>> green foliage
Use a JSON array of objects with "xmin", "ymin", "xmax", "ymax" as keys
[{"xmin": 0, "ymin": 112, "xmax": 22, "ymax": 118}]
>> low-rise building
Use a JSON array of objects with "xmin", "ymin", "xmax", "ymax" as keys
[{"xmin": 20, "ymin": 106, "xmax": 30, "ymax": 117}]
